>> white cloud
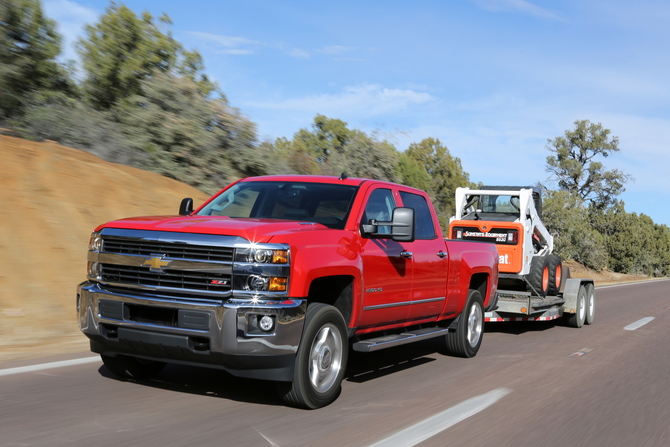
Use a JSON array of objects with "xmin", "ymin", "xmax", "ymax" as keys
[
  {"xmin": 471, "ymin": 0, "xmax": 564, "ymax": 21},
  {"xmin": 188, "ymin": 32, "xmax": 263, "ymax": 54},
  {"xmin": 244, "ymin": 84, "xmax": 434, "ymax": 117},
  {"xmin": 318, "ymin": 45, "xmax": 355, "ymax": 55},
  {"xmin": 189, "ymin": 32, "xmax": 312, "ymax": 58}
]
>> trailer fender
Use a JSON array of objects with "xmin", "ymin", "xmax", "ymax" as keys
[{"xmin": 561, "ymin": 278, "xmax": 594, "ymax": 314}]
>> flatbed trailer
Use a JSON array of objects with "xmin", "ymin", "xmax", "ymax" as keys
[{"xmin": 487, "ymin": 277, "xmax": 595, "ymax": 327}]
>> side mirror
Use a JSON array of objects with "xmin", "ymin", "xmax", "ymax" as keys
[
  {"xmin": 361, "ymin": 207, "xmax": 415, "ymax": 242},
  {"xmin": 179, "ymin": 198, "xmax": 193, "ymax": 216},
  {"xmin": 390, "ymin": 207, "xmax": 415, "ymax": 242}
]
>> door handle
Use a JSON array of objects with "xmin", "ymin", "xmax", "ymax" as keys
[
  {"xmin": 400, "ymin": 251, "xmax": 413, "ymax": 259},
  {"xmin": 437, "ymin": 251, "xmax": 447, "ymax": 258}
]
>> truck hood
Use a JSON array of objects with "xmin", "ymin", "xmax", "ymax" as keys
[{"xmin": 99, "ymin": 215, "xmax": 329, "ymax": 243}]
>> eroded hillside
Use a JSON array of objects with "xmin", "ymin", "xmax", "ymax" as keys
[{"xmin": 0, "ymin": 136, "xmax": 210, "ymax": 362}]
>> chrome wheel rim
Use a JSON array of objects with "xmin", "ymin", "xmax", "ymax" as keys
[
  {"xmin": 588, "ymin": 291, "xmax": 595, "ymax": 318},
  {"xmin": 309, "ymin": 323, "xmax": 343, "ymax": 393},
  {"xmin": 578, "ymin": 294, "xmax": 586, "ymax": 321},
  {"xmin": 467, "ymin": 303, "xmax": 483, "ymax": 347}
]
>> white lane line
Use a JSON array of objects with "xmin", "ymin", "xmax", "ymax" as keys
[
  {"xmin": 367, "ymin": 388, "xmax": 512, "ymax": 447},
  {"xmin": 0, "ymin": 356, "xmax": 101, "ymax": 377},
  {"xmin": 624, "ymin": 317, "xmax": 655, "ymax": 331}
]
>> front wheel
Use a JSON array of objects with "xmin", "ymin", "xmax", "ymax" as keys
[
  {"xmin": 443, "ymin": 290, "xmax": 484, "ymax": 358},
  {"xmin": 277, "ymin": 303, "xmax": 348, "ymax": 409}
]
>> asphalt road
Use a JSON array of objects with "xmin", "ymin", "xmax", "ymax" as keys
[{"xmin": 2, "ymin": 280, "xmax": 669, "ymax": 447}]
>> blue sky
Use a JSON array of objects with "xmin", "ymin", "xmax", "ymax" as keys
[{"xmin": 44, "ymin": 0, "xmax": 670, "ymax": 226}]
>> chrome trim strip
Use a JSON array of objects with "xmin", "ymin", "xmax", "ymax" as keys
[
  {"xmin": 363, "ymin": 297, "xmax": 444, "ymax": 311},
  {"xmin": 96, "ymin": 281, "xmax": 233, "ymax": 298},
  {"xmin": 93, "ymin": 252, "xmax": 233, "ymax": 273},
  {"xmin": 100, "ymin": 227, "xmax": 248, "ymax": 247}
]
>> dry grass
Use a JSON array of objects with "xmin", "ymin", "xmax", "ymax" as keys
[{"xmin": 0, "ymin": 136, "xmax": 209, "ymax": 362}]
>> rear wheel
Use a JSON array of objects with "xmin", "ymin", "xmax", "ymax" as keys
[
  {"xmin": 546, "ymin": 254, "xmax": 563, "ymax": 296},
  {"xmin": 443, "ymin": 290, "xmax": 484, "ymax": 358},
  {"xmin": 528, "ymin": 256, "xmax": 549, "ymax": 297},
  {"xmin": 566, "ymin": 285, "xmax": 587, "ymax": 328},
  {"xmin": 277, "ymin": 303, "xmax": 348, "ymax": 409},
  {"xmin": 584, "ymin": 283, "xmax": 595, "ymax": 325},
  {"xmin": 101, "ymin": 354, "xmax": 166, "ymax": 380}
]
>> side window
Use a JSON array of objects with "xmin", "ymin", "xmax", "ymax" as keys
[
  {"xmin": 399, "ymin": 191, "xmax": 437, "ymax": 239},
  {"xmin": 363, "ymin": 189, "xmax": 395, "ymax": 235}
]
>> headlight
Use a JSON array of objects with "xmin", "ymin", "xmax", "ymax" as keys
[
  {"xmin": 88, "ymin": 231, "xmax": 102, "ymax": 252},
  {"xmin": 235, "ymin": 247, "xmax": 289, "ymax": 264}
]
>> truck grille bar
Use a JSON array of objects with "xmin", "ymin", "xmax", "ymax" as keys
[
  {"xmin": 100, "ymin": 264, "xmax": 232, "ymax": 292},
  {"xmin": 102, "ymin": 238, "xmax": 234, "ymax": 262}
]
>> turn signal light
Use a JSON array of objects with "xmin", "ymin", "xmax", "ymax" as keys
[{"xmin": 269, "ymin": 277, "xmax": 287, "ymax": 292}]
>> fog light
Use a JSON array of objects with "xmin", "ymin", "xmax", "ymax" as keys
[{"xmin": 259, "ymin": 315, "xmax": 274, "ymax": 332}]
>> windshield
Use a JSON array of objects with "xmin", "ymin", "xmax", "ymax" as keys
[
  {"xmin": 462, "ymin": 194, "xmax": 520, "ymax": 220},
  {"xmin": 197, "ymin": 181, "xmax": 358, "ymax": 229}
]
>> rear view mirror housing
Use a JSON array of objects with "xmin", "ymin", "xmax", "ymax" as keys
[
  {"xmin": 361, "ymin": 207, "xmax": 415, "ymax": 242},
  {"xmin": 179, "ymin": 198, "xmax": 193, "ymax": 216}
]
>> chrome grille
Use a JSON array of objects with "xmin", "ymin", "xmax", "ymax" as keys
[
  {"xmin": 102, "ymin": 238, "xmax": 234, "ymax": 262},
  {"xmin": 101, "ymin": 264, "xmax": 232, "ymax": 292}
]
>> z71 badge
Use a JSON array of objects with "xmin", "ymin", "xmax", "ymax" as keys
[{"xmin": 366, "ymin": 287, "xmax": 383, "ymax": 293}]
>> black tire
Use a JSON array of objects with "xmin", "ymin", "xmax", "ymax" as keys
[
  {"xmin": 101, "ymin": 354, "xmax": 166, "ymax": 380},
  {"xmin": 546, "ymin": 254, "xmax": 563, "ymax": 296},
  {"xmin": 527, "ymin": 256, "xmax": 549, "ymax": 297},
  {"xmin": 277, "ymin": 303, "xmax": 348, "ymax": 409},
  {"xmin": 566, "ymin": 285, "xmax": 587, "ymax": 328},
  {"xmin": 584, "ymin": 283, "xmax": 595, "ymax": 325},
  {"xmin": 443, "ymin": 290, "xmax": 484, "ymax": 358}
]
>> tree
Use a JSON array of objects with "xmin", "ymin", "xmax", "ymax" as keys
[
  {"xmin": 405, "ymin": 138, "xmax": 471, "ymax": 229},
  {"xmin": 546, "ymin": 119, "xmax": 631, "ymax": 209},
  {"xmin": 0, "ymin": 0, "xmax": 74, "ymax": 118},
  {"xmin": 77, "ymin": 3, "xmax": 183, "ymax": 110},
  {"xmin": 542, "ymin": 189, "xmax": 608, "ymax": 271},
  {"xmin": 326, "ymin": 131, "xmax": 400, "ymax": 182},
  {"xmin": 274, "ymin": 115, "xmax": 401, "ymax": 182}
]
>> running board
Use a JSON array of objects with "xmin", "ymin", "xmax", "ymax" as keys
[{"xmin": 352, "ymin": 326, "xmax": 451, "ymax": 353}]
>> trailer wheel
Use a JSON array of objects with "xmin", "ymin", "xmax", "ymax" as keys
[
  {"xmin": 584, "ymin": 283, "xmax": 595, "ymax": 325},
  {"xmin": 546, "ymin": 254, "xmax": 563, "ymax": 296},
  {"xmin": 443, "ymin": 290, "xmax": 484, "ymax": 358},
  {"xmin": 528, "ymin": 256, "xmax": 549, "ymax": 297},
  {"xmin": 101, "ymin": 354, "xmax": 166, "ymax": 380},
  {"xmin": 276, "ymin": 303, "xmax": 348, "ymax": 409},
  {"xmin": 566, "ymin": 284, "xmax": 587, "ymax": 328}
]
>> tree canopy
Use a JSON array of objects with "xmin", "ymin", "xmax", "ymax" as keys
[
  {"xmin": 546, "ymin": 119, "xmax": 631, "ymax": 210},
  {"xmin": 0, "ymin": 0, "xmax": 73, "ymax": 118}
]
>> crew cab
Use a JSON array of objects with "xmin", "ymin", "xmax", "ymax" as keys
[{"xmin": 77, "ymin": 175, "xmax": 499, "ymax": 408}]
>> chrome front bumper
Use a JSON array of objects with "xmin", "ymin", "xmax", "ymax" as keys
[{"xmin": 76, "ymin": 282, "xmax": 306, "ymax": 381}]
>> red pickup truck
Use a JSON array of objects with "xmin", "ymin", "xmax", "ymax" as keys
[{"xmin": 77, "ymin": 175, "xmax": 499, "ymax": 408}]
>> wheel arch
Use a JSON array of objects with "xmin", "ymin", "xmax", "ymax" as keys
[{"xmin": 306, "ymin": 275, "xmax": 356, "ymax": 331}]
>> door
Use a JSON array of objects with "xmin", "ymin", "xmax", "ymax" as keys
[
  {"xmin": 357, "ymin": 187, "xmax": 413, "ymax": 328},
  {"xmin": 399, "ymin": 191, "xmax": 448, "ymax": 321}
]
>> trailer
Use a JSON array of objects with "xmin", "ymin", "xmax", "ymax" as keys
[
  {"xmin": 487, "ymin": 276, "xmax": 595, "ymax": 327},
  {"xmin": 448, "ymin": 185, "xmax": 596, "ymax": 327}
]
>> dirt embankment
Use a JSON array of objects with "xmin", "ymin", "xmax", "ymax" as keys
[
  {"xmin": 0, "ymin": 135, "xmax": 210, "ymax": 362},
  {"xmin": 0, "ymin": 135, "xmax": 652, "ymax": 363}
]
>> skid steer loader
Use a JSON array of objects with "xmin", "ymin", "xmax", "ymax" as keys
[{"xmin": 448, "ymin": 186, "xmax": 563, "ymax": 297}]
